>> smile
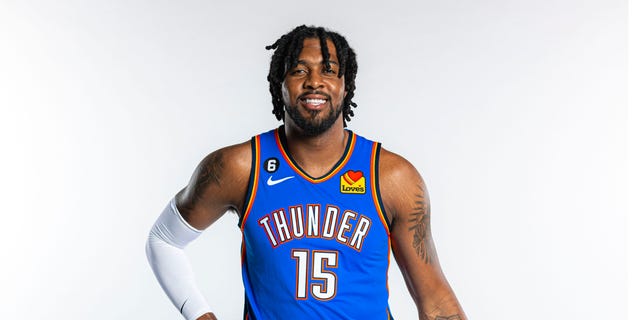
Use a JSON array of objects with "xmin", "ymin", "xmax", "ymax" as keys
[{"xmin": 303, "ymin": 98, "xmax": 327, "ymax": 106}]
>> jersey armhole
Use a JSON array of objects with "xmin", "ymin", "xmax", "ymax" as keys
[
  {"xmin": 238, "ymin": 135, "xmax": 260, "ymax": 229},
  {"xmin": 371, "ymin": 142, "xmax": 392, "ymax": 235}
]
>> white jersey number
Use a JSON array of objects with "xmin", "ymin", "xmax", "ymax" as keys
[{"xmin": 291, "ymin": 249, "xmax": 338, "ymax": 300}]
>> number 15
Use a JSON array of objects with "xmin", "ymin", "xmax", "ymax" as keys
[{"xmin": 291, "ymin": 249, "xmax": 339, "ymax": 300}]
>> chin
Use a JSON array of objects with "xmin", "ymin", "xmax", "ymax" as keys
[{"xmin": 285, "ymin": 105, "xmax": 342, "ymax": 137}]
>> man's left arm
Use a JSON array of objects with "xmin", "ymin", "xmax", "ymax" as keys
[{"xmin": 378, "ymin": 149, "xmax": 467, "ymax": 320}]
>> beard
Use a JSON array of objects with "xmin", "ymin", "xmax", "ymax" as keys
[{"xmin": 284, "ymin": 101, "xmax": 343, "ymax": 137}]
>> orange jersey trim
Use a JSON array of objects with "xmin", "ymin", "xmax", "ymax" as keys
[
  {"xmin": 370, "ymin": 142, "xmax": 391, "ymax": 235},
  {"xmin": 240, "ymin": 135, "xmax": 261, "ymax": 230},
  {"xmin": 371, "ymin": 142, "xmax": 393, "ymax": 305}
]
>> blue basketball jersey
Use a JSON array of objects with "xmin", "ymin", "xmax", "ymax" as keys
[{"xmin": 239, "ymin": 127, "xmax": 394, "ymax": 320}]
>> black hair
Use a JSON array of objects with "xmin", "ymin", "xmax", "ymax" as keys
[{"xmin": 265, "ymin": 25, "xmax": 358, "ymax": 125}]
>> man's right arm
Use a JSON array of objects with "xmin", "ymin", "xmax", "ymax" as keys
[
  {"xmin": 146, "ymin": 141, "xmax": 252, "ymax": 320},
  {"xmin": 176, "ymin": 142, "xmax": 253, "ymax": 229}
]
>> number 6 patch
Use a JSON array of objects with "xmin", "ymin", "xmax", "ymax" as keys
[{"xmin": 264, "ymin": 157, "xmax": 280, "ymax": 173}]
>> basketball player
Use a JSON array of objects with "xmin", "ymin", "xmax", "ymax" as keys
[{"xmin": 146, "ymin": 25, "xmax": 467, "ymax": 320}]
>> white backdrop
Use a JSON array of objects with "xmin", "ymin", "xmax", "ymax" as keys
[{"xmin": 0, "ymin": 0, "xmax": 628, "ymax": 319}]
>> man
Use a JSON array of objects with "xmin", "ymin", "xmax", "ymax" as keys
[{"xmin": 146, "ymin": 25, "xmax": 466, "ymax": 320}]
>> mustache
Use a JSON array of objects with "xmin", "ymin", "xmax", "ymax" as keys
[{"xmin": 297, "ymin": 91, "xmax": 331, "ymax": 101}]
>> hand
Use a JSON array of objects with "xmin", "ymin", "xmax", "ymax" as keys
[{"xmin": 196, "ymin": 312, "xmax": 217, "ymax": 320}]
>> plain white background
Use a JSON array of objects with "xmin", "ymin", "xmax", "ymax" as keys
[{"xmin": 0, "ymin": 0, "xmax": 632, "ymax": 319}]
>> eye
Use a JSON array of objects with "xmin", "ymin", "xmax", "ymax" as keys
[
  {"xmin": 323, "ymin": 67, "xmax": 337, "ymax": 74},
  {"xmin": 289, "ymin": 68, "xmax": 307, "ymax": 76}
]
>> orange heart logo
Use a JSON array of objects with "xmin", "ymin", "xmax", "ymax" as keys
[{"xmin": 344, "ymin": 170, "xmax": 363, "ymax": 185}]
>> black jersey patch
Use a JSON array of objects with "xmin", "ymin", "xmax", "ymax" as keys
[{"xmin": 264, "ymin": 157, "xmax": 280, "ymax": 173}]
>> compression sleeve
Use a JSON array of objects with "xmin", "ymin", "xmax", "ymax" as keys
[{"xmin": 145, "ymin": 198, "xmax": 213, "ymax": 320}]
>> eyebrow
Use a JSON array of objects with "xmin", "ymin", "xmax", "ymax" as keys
[{"xmin": 295, "ymin": 59, "xmax": 339, "ymax": 66}]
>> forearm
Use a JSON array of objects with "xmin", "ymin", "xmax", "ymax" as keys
[
  {"xmin": 420, "ymin": 308, "xmax": 467, "ymax": 320},
  {"xmin": 417, "ymin": 287, "xmax": 467, "ymax": 320},
  {"xmin": 420, "ymin": 313, "xmax": 466, "ymax": 320},
  {"xmin": 146, "ymin": 199, "xmax": 214, "ymax": 320}
]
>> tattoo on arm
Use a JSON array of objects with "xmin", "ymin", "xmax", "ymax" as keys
[
  {"xmin": 408, "ymin": 184, "xmax": 432, "ymax": 264},
  {"xmin": 180, "ymin": 151, "xmax": 224, "ymax": 211},
  {"xmin": 195, "ymin": 151, "xmax": 224, "ymax": 195},
  {"xmin": 434, "ymin": 316, "xmax": 461, "ymax": 320}
]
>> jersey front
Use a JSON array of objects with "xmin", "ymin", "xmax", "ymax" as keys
[{"xmin": 239, "ymin": 128, "xmax": 394, "ymax": 320}]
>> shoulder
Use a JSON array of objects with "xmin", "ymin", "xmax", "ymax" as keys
[
  {"xmin": 177, "ymin": 139, "xmax": 254, "ymax": 218},
  {"xmin": 377, "ymin": 147, "xmax": 424, "ymax": 189},
  {"xmin": 377, "ymin": 147, "xmax": 428, "ymax": 224},
  {"xmin": 191, "ymin": 139, "xmax": 254, "ymax": 200},
  {"xmin": 197, "ymin": 139, "xmax": 253, "ymax": 178}
]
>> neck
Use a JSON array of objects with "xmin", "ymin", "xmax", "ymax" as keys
[{"xmin": 282, "ymin": 120, "xmax": 348, "ymax": 178}]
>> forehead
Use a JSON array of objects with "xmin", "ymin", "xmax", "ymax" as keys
[{"xmin": 297, "ymin": 37, "xmax": 338, "ymax": 61}]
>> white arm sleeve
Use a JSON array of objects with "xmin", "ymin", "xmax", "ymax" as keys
[{"xmin": 145, "ymin": 198, "xmax": 213, "ymax": 320}]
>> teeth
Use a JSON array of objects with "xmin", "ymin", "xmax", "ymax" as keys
[{"xmin": 304, "ymin": 98, "xmax": 326, "ymax": 105}]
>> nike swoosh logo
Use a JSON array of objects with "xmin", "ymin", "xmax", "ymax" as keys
[
  {"xmin": 180, "ymin": 299, "xmax": 188, "ymax": 314},
  {"xmin": 267, "ymin": 175, "xmax": 294, "ymax": 186}
]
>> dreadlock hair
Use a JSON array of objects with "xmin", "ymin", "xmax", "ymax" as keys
[{"xmin": 265, "ymin": 25, "xmax": 358, "ymax": 126}]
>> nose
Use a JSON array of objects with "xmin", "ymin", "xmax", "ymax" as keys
[{"xmin": 303, "ymin": 69, "xmax": 324, "ymax": 89}]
